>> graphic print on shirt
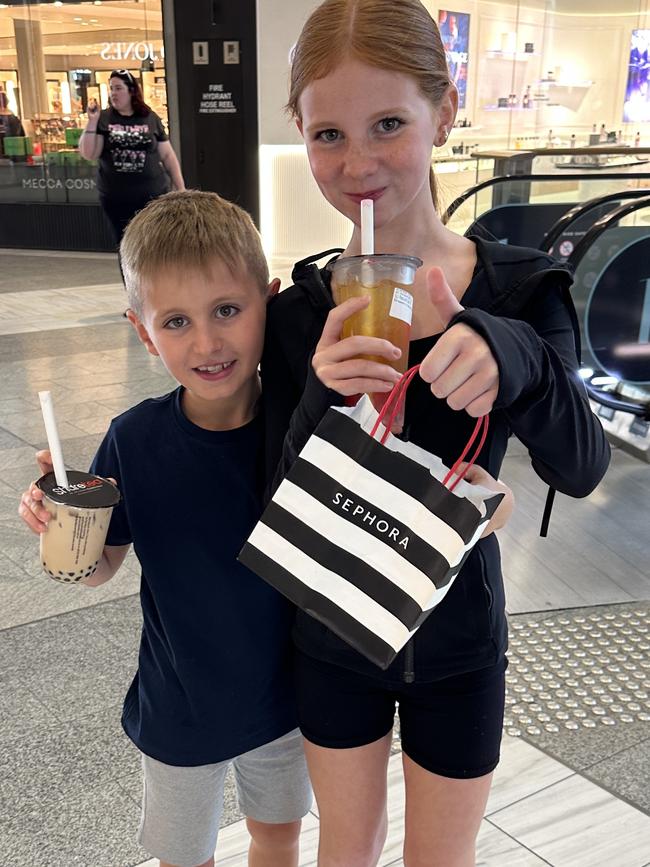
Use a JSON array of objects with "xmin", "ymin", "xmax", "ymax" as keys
[{"xmin": 108, "ymin": 123, "xmax": 151, "ymax": 173}]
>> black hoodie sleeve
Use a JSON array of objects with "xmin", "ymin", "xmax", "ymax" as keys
[
  {"xmin": 261, "ymin": 291, "xmax": 342, "ymax": 500},
  {"xmin": 452, "ymin": 283, "xmax": 610, "ymax": 497}
]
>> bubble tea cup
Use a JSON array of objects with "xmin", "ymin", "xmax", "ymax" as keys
[
  {"xmin": 329, "ymin": 253, "xmax": 422, "ymax": 424},
  {"xmin": 35, "ymin": 471, "xmax": 121, "ymax": 584}
]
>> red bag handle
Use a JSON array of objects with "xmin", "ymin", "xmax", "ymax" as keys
[{"xmin": 369, "ymin": 363, "xmax": 490, "ymax": 492}]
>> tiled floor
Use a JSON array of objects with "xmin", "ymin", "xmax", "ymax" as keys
[{"xmin": 1, "ymin": 249, "xmax": 649, "ymax": 867}]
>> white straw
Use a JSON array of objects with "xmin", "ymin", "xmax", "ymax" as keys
[
  {"xmin": 38, "ymin": 391, "xmax": 69, "ymax": 488},
  {"xmin": 360, "ymin": 198, "xmax": 374, "ymax": 256}
]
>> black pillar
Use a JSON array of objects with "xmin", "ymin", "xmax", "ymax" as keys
[{"xmin": 164, "ymin": 0, "xmax": 259, "ymax": 224}]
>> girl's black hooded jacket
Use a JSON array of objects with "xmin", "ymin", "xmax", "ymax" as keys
[{"xmin": 261, "ymin": 236, "xmax": 610, "ymax": 683}]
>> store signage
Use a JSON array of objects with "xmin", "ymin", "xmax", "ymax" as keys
[
  {"xmin": 99, "ymin": 42, "xmax": 164, "ymax": 62},
  {"xmin": 22, "ymin": 178, "xmax": 96, "ymax": 191},
  {"xmin": 199, "ymin": 84, "xmax": 237, "ymax": 115}
]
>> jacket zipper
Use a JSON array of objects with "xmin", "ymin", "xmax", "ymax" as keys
[{"xmin": 403, "ymin": 640, "xmax": 415, "ymax": 683}]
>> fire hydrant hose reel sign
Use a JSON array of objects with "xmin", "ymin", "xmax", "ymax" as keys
[{"xmin": 199, "ymin": 83, "xmax": 238, "ymax": 115}]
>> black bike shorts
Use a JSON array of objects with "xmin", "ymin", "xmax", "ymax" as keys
[{"xmin": 294, "ymin": 650, "xmax": 507, "ymax": 779}]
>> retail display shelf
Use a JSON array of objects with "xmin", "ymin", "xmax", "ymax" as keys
[{"xmin": 485, "ymin": 50, "xmax": 537, "ymax": 60}]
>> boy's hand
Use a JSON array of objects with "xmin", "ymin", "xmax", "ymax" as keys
[
  {"xmin": 312, "ymin": 296, "xmax": 403, "ymax": 396},
  {"xmin": 419, "ymin": 267, "xmax": 499, "ymax": 418},
  {"xmin": 18, "ymin": 450, "xmax": 116, "ymax": 536},
  {"xmin": 459, "ymin": 463, "xmax": 514, "ymax": 537},
  {"xmin": 18, "ymin": 450, "xmax": 55, "ymax": 535}
]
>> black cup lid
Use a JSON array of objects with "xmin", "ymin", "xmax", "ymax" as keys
[{"xmin": 35, "ymin": 471, "xmax": 121, "ymax": 508}]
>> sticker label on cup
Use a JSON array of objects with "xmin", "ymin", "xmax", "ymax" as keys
[{"xmin": 389, "ymin": 288, "xmax": 413, "ymax": 325}]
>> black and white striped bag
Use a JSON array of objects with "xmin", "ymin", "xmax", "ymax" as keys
[{"xmin": 240, "ymin": 366, "xmax": 504, "ymax": 669}]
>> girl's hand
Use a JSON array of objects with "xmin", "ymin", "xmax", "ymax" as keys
[
  {"xmin": 419, "ymin": 267, "xmax": 499, "ymax": 418},
  {"xmin": 460, "ymin": 463, "xmax": 515, "ymax": 537},
  {"xmin": 312, "ymin": 296, "xmax": 403, "ymax": 396},
  {"xmin": 18, "ymin": 450, "xmax": 55, "ymax": 535},
  {"xmin": 87, "ymin": 98, "xmax": 99, "ymax": 117}
]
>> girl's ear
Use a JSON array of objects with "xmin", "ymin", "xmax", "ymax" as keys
[
  {"xmin": 296, "ymin": 118, "xmax": 304, "ymax": 137},
  {"xmin": 437, "ymin": 85, "xmax": 459, "ymax": 138}
]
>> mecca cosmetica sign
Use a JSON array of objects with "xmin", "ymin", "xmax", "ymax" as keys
[{"xmin": 22, "ymin": 177, "xmax": 96, "ymax": 191}]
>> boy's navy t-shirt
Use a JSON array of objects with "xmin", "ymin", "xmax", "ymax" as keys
[{"xmin": 90, "ymin": 387, "xmax": 297, "ymax": 766}]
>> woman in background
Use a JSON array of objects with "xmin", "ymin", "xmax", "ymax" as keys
[
  {"xmin": 79, "ymin": 69, "xmax": 184, "ymax": 243},
  {"xmin": 0, "ymin": 91, "xmax": 25, "ymax": 157}
]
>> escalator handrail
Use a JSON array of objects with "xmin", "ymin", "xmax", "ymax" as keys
[
  {"xmin": 584, "ymin": 384, "xmax": 650, "ymax": 420},
  {"xmin": 567, "ymin": 195, "xmax": 650, "ymax": 418},
  {"xmin": 566, "ymin": 194, "xmax": 650, "ymax": 270},
  {"xmin": 539, "ymin": 188, "xmax": 650, "ymax": 253},
  {"xmin": 442, "ymin": 172, "xmax": 650, "ymax": 223}
]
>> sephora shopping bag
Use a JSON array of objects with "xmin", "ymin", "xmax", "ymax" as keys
[{"xmin": 239, "ymin": 366, "xmax": 504, "ymax": 669}]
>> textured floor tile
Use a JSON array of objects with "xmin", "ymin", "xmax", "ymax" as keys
[
  {"xmin": 506, "ymin": 604, "xmax": 650, "ymax": 771},
  {"xmin": 0, "ymin": 558, "xmax": 139, "ymax": 630},
  {"xmin": 0, "ymin": 462, "xmax": 43, "ymax": 492},
  {"xmin": 70, "ymin": 411, "xmax": 127, "ymax": 435},
  {"xmin": 585, "ymin": 738, "xmax": 650, "ymax": 814},
  {"xmin": 0, "ymin": 284, "xmax": 126, "ymax": 336},
  {"xmin": 115, "ymin": 770, "xmax": 142, "ymax": 808},
  {"xmin": 79, "ymin": 593, "xmax": 143, "ymax": 655},
  {"xmin": 0, "ymin": 395, "xmax": 42, "ymax": 415},
  {"xmin": 0, "ymin": 321, "xmax": 135, "ymax": 364},
  {"xmin": 0, "ymin": 252, "xmax": 121, "ymax": 294},
  {"xmin": 486, "ymin": 735, "xmax": 574, "ymax": 815},
  {"xmin": 2, "ymin": 703, "xmax": 140, "ymax": 810},
  {"xmin": 0, "ymin": 672, "xmax": 52, "ymax": 749},
  {"xmin": 0, "ymin": 415, "xmax": 86, "ymax": 444},
  {"xmin": 490, "ymin": 773, "xmax": 650, "ymax": 867},
  {"xmin": 0, "ymin": 427, "xmax": 31, "ymax": 449},
  {"xmin": 475, "ymin": 820, "xmax": 550, "ymax": 866},
  {"xmin": 0, "ymin": 610, "xmax": 137, "ymax": 718},
  {"xmin": 0, "ymin": 776, "xmax": 147, "ymax": 867},
  {"xmin": 0, "ymin": 444, "xmax": 43, "ymax": 471}
]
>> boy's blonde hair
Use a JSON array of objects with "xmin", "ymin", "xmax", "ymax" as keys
[
  {"xmin": 287, "ymin": 0, "xmax": 451, "ymax": 214},
  {"xmin": 120, "ymin": 190, "xmax": 269, "ymax": 316}
]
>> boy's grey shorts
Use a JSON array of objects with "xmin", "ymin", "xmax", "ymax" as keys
[{"xmin": 138, "ymin": 728, "xmax": 312, "ymax": 867}]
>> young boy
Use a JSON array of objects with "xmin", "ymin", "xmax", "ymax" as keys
[{"xmin": 18, "ymin": 190, "xmax": 312, "ymax": 867}]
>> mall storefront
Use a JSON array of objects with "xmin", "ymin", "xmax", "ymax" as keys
[
  {"xmin": 0, "ymin": 0, "xmax": 259, "ymax": 250},
  {"xmin": 2, "ymin": 0, "xmax": 650, "ymax": 252}
]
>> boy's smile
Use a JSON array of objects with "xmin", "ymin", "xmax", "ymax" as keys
[{"xmin": 127, "ymin": 260, "xmax": 278, "ymax": 430}]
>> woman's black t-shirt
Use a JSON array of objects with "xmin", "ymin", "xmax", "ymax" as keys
[{"xmin": 96, "ymin": 107, "xmax": 170, "ymax": 198}]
